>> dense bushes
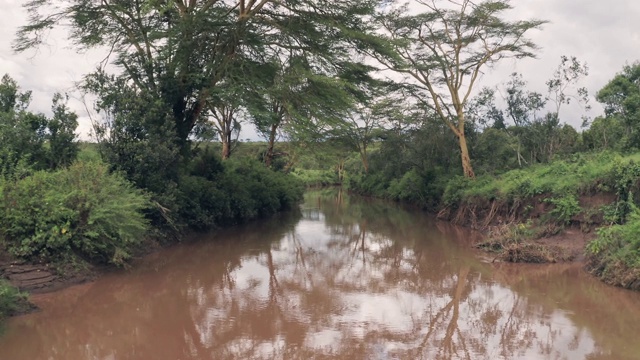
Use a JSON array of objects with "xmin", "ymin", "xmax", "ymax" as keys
[
  {"xmin": 0, "ymin": 161, "xmax": 150, "ymax": 266},
  {"xmin": 442, "ymin": 152, "xmax": 640, "ymax": 207},
  {"xmin": 0, "ymin": 147, "xmax": 304, "ymax": 269},
  {"xmin": 588, "ymin": 208, "xmax": 640, "ymax": 290},
  {"xmin": 347, "ymin": 169, "xmax": 445, "ymax": 209},
  {"xmin": 292, "ymin": 168, "xmax": 339, "ymax": 187},
  {"xmin": 177, "ymin": 154, "xmax": 304, "ymax": 230}
]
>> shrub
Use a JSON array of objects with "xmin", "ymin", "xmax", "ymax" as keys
[
  {"xmin": 225, "ymin": 159, "xmax": 304, "ymax": 219},
  {"xmin": 545, "ymin": 195, "xmax": 581, "ymax": 225},
  {"xmin": 588, "ymin": 208, "xmax": 640, "ymax": 266},
  {"xmin": 0, "ymin": 280, "xmax": 27, "ymax": 319},
  {"xmin": 442, "ymin": 176, "xmax": 474, "ymax": 206},
  {"xmin": 0, "ymin": 161, "xmax": 150, "ymax": 266},
  {"xmin": 587, "ymin": 207, "xmax": 640, "ymax": 289},
  {"xmin": 292, "ymin": 168, "xmax": 338, "ymax": 187},
  {"xmin": 346, "ymin": 172, "xmax": 388, "ymax": 198},
  {"xmin": 387, "ymin": 169, "xmax": 442, "ymax": 208},
  {"xmin": 176, "ymin": 157, "xmax": 304, "ymax": 230}
]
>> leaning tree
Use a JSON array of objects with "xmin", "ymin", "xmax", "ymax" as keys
[{"xmin": 372, "ymin": 0, "xmax": 546, "ymax": 178}]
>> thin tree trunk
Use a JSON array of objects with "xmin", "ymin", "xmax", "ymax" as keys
[
  {"xmin": 360, "ymin": 145, "xmax": 369, "ymax": 173},
  {"xmin": 265, "ymin": 123, "xmax": 277, "ymax": 167},
  {"xmin": 337, "ymin": 159, "xmax": 345, "ymax": 183},
  {"xmin": 458, "ymin": 133, "xmax": 475, "ymax": 178},
  {"xmin": 221, "ymin": 132, "xmax": 231, "ymax": 160}
]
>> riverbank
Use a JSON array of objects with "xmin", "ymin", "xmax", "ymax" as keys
[
  {"xmin": 0, "ymin": 155, "xmax": 305, "ymax": 318},
  {"xmin": 437, "ymin": 192, "xmax": 614, "ymax": 264},
  {"xmin": 436, "ymin": 152, "xmax": 640, "ymax": 290},
  {"xmin": 2, "ymin": 149, "xmax": 639, "ymax": 313},
  {"xmin": 3, "ymin": 189, "xmax": 640, "ymax": 360}
]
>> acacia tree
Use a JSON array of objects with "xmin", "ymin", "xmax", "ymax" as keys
[
  {"xmin": 16, "ymin": 0, "xmax": 381, "ymax": 158},
  {"xmin": 373, "ymin": 0, "xmax": 545, "ymax": 178},
  {"xmin": 338, "ymin": 95, "xmax": 396, "ymax": 173},
  {"xmin": 209, "ymin": 100, "xmax": 241, "ymax": 160}
]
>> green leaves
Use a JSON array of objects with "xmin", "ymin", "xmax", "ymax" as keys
[
  {"xmin": 0, "ymin": 161, "xmax": 150, "ymax": 266},
  {"xmin": 373, "ymin": 0, "xmax": 546, "ymax": 177},
  {"xmin": 0, "ymin": 75, "xmax": 79, "ymax": 178},
  {"xmin": 0, "ymin": 280, "xmax": 27, "ymax": 320},
  {"xmin": 16, "ymin": 0, "xmax": 383, "ymax": 155},
  {"xmin": 596, "ymin": 62, "xmax": 640, "ymax": 150}
]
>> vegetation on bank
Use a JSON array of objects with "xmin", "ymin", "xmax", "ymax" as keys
[
  {"xmin": 588, "ymin": 210, "xmax": 640, "ymax": 290},
  {"xmin": 0, "ymin": 161, "xmax": 150, "ymax": 266},
  {"xmin": 0, "ymin": 151, "xmax": 303, "ymax": 268},
  {"xmin": 2, "ymin": 0, "xmax": 640, "ymax": 300},
  {"xmin": 0, "ymin": 280, "xmax": 28, "ymax": 320},
  {"xmin": 288, "ymin": 58, "xmax": 640, "ymax": 289},
  {"xmin": 0, "ymin": 73, "xmax": 304, "ymax": 309}
]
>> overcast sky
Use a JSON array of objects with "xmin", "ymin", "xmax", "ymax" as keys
[{"xmin": 1, "ymin": 0, "xmax": 639, "ymax": 139}]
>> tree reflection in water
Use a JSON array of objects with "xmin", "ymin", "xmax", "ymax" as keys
[{"xmin": 1, "ymin": 189, "xmax": 640, "ymax": 359}]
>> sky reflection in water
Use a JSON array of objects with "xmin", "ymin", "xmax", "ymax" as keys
[{"xmin": 1, "ymin": 189, "xmax": 640, "ymax": 360}]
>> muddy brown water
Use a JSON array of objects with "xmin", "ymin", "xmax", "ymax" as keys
[{"xmin": 2, "ymin": 189, "xmax": 640, "ymax": 360}]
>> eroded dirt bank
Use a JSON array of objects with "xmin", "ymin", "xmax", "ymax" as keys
[
  {"xmin": 0, "ymin": 260, "xmax": 96, "ymax": 294},
  {"xmin": 438, "ymin": 193, "xmax": 617, "ymax": 264}
]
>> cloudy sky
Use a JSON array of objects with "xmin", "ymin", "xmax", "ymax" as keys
[{"xmin": 1, "ymin": 0, "xmax": 639, "ymax": 139}]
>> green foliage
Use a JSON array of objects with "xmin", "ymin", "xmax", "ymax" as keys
[
  {"xmin": 545, "ymin": 195, "xmax": 581, "ymax": 225},
  {"xmin": 387, "ymin": 169, "xmax": 425, "ymax": 202},
  {"xmin": 347, "ymin": 167, "xmax": 446, "ymax": 210},
  {"xmin": 442, "ymin": 176, "xmax": 475, "ymax": 206},
  {"xmin": 587, "ymin": 206, "xmax": 640, "ymax": 289},
  {"xmin": 0, "ymin": 74, "xmax": 79, "ymax": 177},
  {"xmin": 176, "ymin": 155, "xmax": 304, "ymax": 230},
  {"xmin": 347, "ymin": 172, "xmax": 390, "ymax": 197},
  {"xmin": 46, "ymin": 93, "xmax": 79, "ymax": 169},
  {"xmin": 292, "ymin": 169, "xmax": 339, "ymax": 187},
  {"xmin": 444, "ymin": 152, "xmax": 640, "ymax": 207},
  {"xmin": 0, "ymin": 106, "xmax": 48, "ymax": 177},
  {"xmin": 17, "ymin": 0, "xmax": 382, "ymax": 159},
  {"xmin": 582, "ymin": 116, "xmax": 626, "ymax": 152},
  {"xmin": 596, "ymin": 62, "xmax": 640, "ymax": 150},
  {"xmin": 86, "ymin": 73, "xmax": 183, "ymax": 231},
  {"xmin": 0, "ymin": 161, "xmax": 150, "ymax": 266},
  {"xmin": 0, "ymin": 280, "xmax": 27, "ymax": 319},
  {"xmin": 473, "ymin": 128, "xmax": 520, "ymax": 173}
]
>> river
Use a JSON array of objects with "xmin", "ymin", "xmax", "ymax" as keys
[{"xmin": 1, "ymin": 189, "xmax": 640, "ymax": 359}]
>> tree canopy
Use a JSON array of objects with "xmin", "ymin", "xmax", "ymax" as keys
[
  {"xmin": 16, "ymin": 0, "xmax": 380, "ymax": 158},
  {"xmin": 371, "ymin": 0, "xmax": 546, "ymax": 177}
]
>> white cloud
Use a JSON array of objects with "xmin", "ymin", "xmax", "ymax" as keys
[{"xmin": 482, "ymin": 0, "xmax": 640, "ymax": 126}]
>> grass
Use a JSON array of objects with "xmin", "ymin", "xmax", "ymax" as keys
[
  {"xmin": 0, "ymin": 280, "xmax": 28, "ymax": 319},
  {"xmin": 441, "ymin": 151, "xmax": 640, "ymax": 288},
  {"xmin": 587, "ymin": 208, "xmax": 640, "ymax": 290},
  {"xmin": 444, "ymin": 151, "xmax": 640, "ymax": 205},
  {"xmin": 291, "ymin": 168, "xmax": 339, "ymax": 187}
]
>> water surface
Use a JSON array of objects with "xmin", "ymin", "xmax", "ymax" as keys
[{"xmin": 1, "ymin": 189, "xmax": 640, "ymax": 359}]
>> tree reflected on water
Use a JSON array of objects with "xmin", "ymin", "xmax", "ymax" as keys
[{"xmin": 1, "ymin": 190, "xmax": 640, "ymax": 359}]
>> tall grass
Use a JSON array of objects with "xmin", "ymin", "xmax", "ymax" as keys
[
  {"xmin": 443, "ymin": 152, "xmax": 640, "ymax": 206},
  {"xmin": 0, "ymin": 280, "xmax": 27, "ymax": 319},
  {"xmin": 587, "ymin": 208, "xmax": 640, "ymax": 290}
]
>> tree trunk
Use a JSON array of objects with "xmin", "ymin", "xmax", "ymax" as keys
[
  {"xmin": 458, "ymin": 133, "xmax": 475, "ymax": 178},
  {"xmin": 221, "ymin": 134, "xmax": 230, "ymax": 160},
  {"xmin": 360, "ymin": 145, "xmax": 369, "ymax": 173},
  {"xmin": 265, "ymin": 123, "xmax": 277, "ymax": 167},
  {"xmin": 337, "ymin": 159, "xmax": 345, "ymax": 183}
]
